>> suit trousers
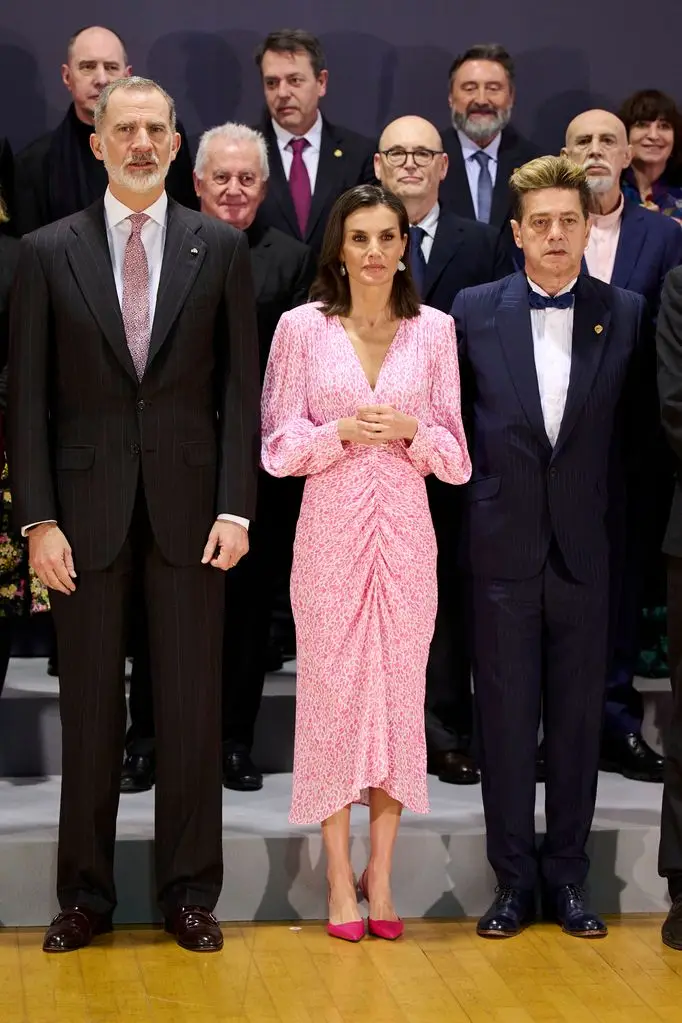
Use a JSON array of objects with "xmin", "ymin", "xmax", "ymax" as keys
[
  {"xmin": 126, "ymin": 471, "xmax": 303, "ymax": 754},
  {"xmin": 425, "ymin": 477, "xmax": 472, "ymax": 754},
  {"xmin": 658, "ymin": 555, "xmax": 682, "ymax": 897},
  {"xmin": 51, "ymin": 482, "xmax": 224, "ymax": 917},
  {"xmin": 471, "ymin": 543, "xmax": 608, "ymax": 891}
]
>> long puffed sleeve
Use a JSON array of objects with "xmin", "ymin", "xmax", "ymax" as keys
[
  {"xmin": 261, "ymin": 310, "xmax": 347, "ymax": 477},
  {"xmin": 405, "ymin": 313, "xmax": 472, "ymax": 484}
]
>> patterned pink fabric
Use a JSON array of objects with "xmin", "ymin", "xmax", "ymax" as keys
[
  {"xmin": 262, "ymin": 304, "xmax": 472, "ymax": 824},
  {"xmin": 122, "ymin": 212, "xmax": 150, "ymax": 379}
]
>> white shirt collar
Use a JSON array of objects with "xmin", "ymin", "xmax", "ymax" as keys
[
  {"xmin": 413, "ymin": 202, "xmax": 440, "ymax": 239},
  {"xmin": 272, "ymin": 110, "xmax": 324, "ymax": 153},
  {"xmin": 527, "ymin": 275, "xmax": 578, "ymax": 299},
  {"xmin": 457, "ymin": 129, "xmax": 502, "ymax": 165},
  {"xmin": 103, "ymin": 187, "xmax": 168, "ymax": 229}
]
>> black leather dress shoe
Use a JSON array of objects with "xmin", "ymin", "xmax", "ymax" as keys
[
  {"xmin": 477, "ymin": 886, "xmax": 536, "ymax": 938},
  {"xmin": 430, "ymin": 751, "xmax": 480, "ymax": 785},
  {"xmin": 120, "ymin": 752, "xmax": 155, "ymax": 793},
  {"xmin": 223, "ymin": 750, "xmax": 263, "ymax": 791},
  {"xmin": 600, "ymin": 732, "xmax": 664, "ymax": 783},
  {"xmin": 43, "ymin": 907, "xmax": 113, "ymax": 953},
  {"xmin": 165, "ymin": 906, "xmax": 223, "ymax": 952},
  {"xmin": 543, "ymin": 884, "xmax": 607, "ymax": 938},
  {"xmin": 662, "ymin": 895, "xmax": 682, "ymax": 950}
]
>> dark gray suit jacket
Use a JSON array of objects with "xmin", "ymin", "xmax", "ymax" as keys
[{"xmin": 8, "ymin": 197, "xmax": 260, "ymax": 571}]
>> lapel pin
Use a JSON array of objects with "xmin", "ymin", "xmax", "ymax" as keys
[
  {"xmin": 333, "ymin": 148, "xmax": 343, "ymax": 157},
  {"xmin": 190, "ymin": 247, "xmax": 198, "ymax": 256},
  {"xmin": 594, "ymin": 324, "xmax": 603, "ymax": 334}
]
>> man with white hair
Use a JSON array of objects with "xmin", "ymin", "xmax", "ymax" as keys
[
  {"xmin": 562, "ymin": 108, "xmax": 682, "ymax": 786},
  {"xmin": 122, "ymin": 123, "xmax": 315, "ymax": 795}
]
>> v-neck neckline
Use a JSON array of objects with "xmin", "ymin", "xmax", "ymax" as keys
[{"xmin": 336, "ymin": 315, "xmax": 405, "ymax": 393}]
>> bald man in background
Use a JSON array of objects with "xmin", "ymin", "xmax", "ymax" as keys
[
  {"xmin": 562, "ymin": 109, "xmax": 682, "ymax": 784},
  {"xmin": 13, "ymin": 25, "xmax": 196, "ymax": 235},
  {"xmin": 375, "ymin": 115, "xmax": 512, "ymax": 785}
]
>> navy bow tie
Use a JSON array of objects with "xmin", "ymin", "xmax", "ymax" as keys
[{"xmin": 528, "ymin": 290, "xmax": 574, "ymax": 310}]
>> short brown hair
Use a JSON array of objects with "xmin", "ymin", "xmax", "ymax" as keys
[
  {"xmin": 255, "ymin": 29, "xmax": 326, "ymax": 78},
  {"xmin": 618, "ymin": 89, "xmax": 682, "ymax": 184},
  {"xmin": 449, "ymin": 43, "xmax": 515, "ymax": 87},
  {"xmin": 510, "ymin": 155, "xmax": 591, "ymax": 222},
  {"xmin": 94, "ymin": 75, "xmax": 176, "ymax": 134},
  {"xmin": 310, "ymin": 184, "xmax": 420, "ymax": 319}
]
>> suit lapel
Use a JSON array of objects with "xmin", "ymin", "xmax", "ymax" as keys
[
  {"xmin": 65, "ymin": 200, "xmax": 138, "ymax": 383},
  {"xmin": 262, "ymin": 120, "xmax": 300, "ymax": 237},
  {"xmin": 494, "ymin": 272, "xmax": 551, "ymax": 449},
  {"xmin": 423, "ymin": 213, "xmax": 466, "ymax": 298},
  {"xmin": 247, "ymin": 227, "xmax": 270, "ymax": 302},
  {"xmin": 490, "ymin": 134, "xmax": 518, "ymax": 226},
  {"xmin": 553, "ymin": 275, "xmax": 610, "ymax": 454},
  {"xmin": 610, "ymin": 201, "xmax": 647, "ymax": 290},
  {"xmin": 146, "ymin": 201, "xmax": 207, "ymax": 369},
  {"xmin": 444, "ymin": 133, "xmax": 476, "ymax": 219},
  {"xmin": 305, "ymin": 120, "xmax": 338, "ymax": 243}
]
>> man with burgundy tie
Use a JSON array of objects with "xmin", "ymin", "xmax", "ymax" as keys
[
  {"xmin": 455, "ymin": 156, "xmax": 645, "ymax": 939},
  {"xmin": 253, "ymin": 29, "xmax": 375, "ymax": 255},
  {"xmin": 8, "ymin": 77, "xmax": 260, "ymax": 953}
]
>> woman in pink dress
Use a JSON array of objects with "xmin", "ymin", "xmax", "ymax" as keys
[{"xmin": 261, "ymin": 185, "xmax": 471, "ymax": 941}]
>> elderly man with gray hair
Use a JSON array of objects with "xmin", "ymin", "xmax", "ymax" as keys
[{"xmin": 123, "ymin": 122, "xmax": 315, "ymax": 795}]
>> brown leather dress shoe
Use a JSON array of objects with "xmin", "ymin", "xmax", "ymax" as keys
[
  {"xmin": 43, "ymin": 907, "xmax": 113, "ymax": 953},
  {"xmin": 662, "ymin": 895, "xmax": 682, "ymax": 950},
  {"xmin": 431, "ymin": 751, "xmax": 481, "ymax": 785},
  {"xmin": 164, "ymin": 906, "xmax": 224, "ymax": 952}
]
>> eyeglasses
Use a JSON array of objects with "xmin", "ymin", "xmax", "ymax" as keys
[{"xmin": 379, "ymin": 147, "xmax": 444, "ymax": 167}]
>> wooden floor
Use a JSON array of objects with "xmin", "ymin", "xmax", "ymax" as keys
[{"xmin": 1, "ymin": 917, "xmax": 681, "ymax": 1022}]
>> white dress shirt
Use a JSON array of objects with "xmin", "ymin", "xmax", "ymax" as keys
[
  {"xmin": 412, "ymin": 202, "xmax": 440, "ymax": 262},
  {"xmin": 23, "ymin": 187, "xmax": 248, "ymax": 533},
  {"xmin": 272, "ymin": 111, "xmax": 324, "ymax": 191},
  {"xmin": 585, "ymin": 193, "xmax": 624, "ymax": 284},
  {"xmin": 457, "ymin": 129, "xmax": 502, "ymax": 220},
  {"xmin": 528, "ymin": 276, "xmax": 577, "ymax": 447}
]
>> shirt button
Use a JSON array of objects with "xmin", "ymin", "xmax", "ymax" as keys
[
  {"xmin": 130, "ymin": 443, "xmax": 141, "ymax": 456},
  {"xmin": 549, "ymin": 467, "xmax": 558, "ymax": 479},
  {"xmin": 136, "ymin": 400, "xmax": 146, "ymax": 412}
]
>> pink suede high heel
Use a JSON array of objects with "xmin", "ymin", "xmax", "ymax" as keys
[
  {"xmin": 326, "ymin": 884, "xmax": 365, "ymax": 942},
  {"xmin": 357, "ymin": 870, "xmax": 404, "ymax": 940}
]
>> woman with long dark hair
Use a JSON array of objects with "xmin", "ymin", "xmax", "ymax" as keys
[
  {"xmin": 619, "ymin": 89, "xmax": 682, "ymax": 225},
  {"xmin": 261, "ymin": 184, "xmax": 471, "ymax": 941}
]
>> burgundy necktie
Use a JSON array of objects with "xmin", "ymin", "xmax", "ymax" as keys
[
  {"xmin": 288, "ymin": 137, "xmax": 311, "ymax": 237},
  {"xmin": 122, "ymin": 212, "xmax": 150, "ymax": 380}
]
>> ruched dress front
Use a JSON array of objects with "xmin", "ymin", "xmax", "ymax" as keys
[{"xmin": 261, "ymin": 303, "xmax": 471, "ymax": 823}]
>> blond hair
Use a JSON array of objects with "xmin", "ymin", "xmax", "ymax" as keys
[
  {"xmin": 510, "ymin": 155, "xmax": 591, "ymax": 221},
  {"xmin": 0, "ymin": 194, "xmax": 7, "ymax": 225}
]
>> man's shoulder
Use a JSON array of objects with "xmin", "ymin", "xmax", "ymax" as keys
[
  {"xmin": 257, "ymin": 224, "xmax": 311, "ymax": 261},
  {"xmin": 21, "ymin": 205, "xmax": 92, "ymax": 247},
  {"xmin": 500, "ymin": 125, "xmax": 539, "ymax": 161},
  {"xmin": 437, "ymin": 208, "xmax": 497, "ymax": 245},
  {"xmin": 627, "ymin": 200, "xmax": 682, "ymax": 245},
  {"xmin": 321, "ymin": 118, "xmax": 374, "ymax": 154},
  {"xmin": 457, "ymin": 272, "xmax": 518, "ymax": 307},
  {"xmin": 586, "ymin": 274, "xmax": 645, "ymax": 318},
  {"xmin": 16, "ymin": 128, "xmax": 55, "ymax": 168}
]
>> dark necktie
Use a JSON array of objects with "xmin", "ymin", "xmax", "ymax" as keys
[
  {"xmin": 288, "ymin": 137, "xmax": 312, "ymax": 237},
  {"xmin": 408, "ymin": 225, "xmax": 427, "ymax": 297},
  {"xmin": 472, "ymin": 150, "xmax": 493, "ymax": 223},
  {"xmin": 528, "ymin": 290, "xmax": 575, "ymax": 310}
]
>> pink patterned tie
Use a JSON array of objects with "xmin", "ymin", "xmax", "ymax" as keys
[
  {"xmin": 122, "ymin": 212, "xmax": 150, "ymax": 379},
  {"xmin": 288, "ymin": 138, "xmax": 311, "ymax": 237}
]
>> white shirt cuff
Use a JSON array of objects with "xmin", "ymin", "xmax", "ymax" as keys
[
  {"xmin": 217, "ymin": 514, "xmax": 250, "ymax": 531},
  {"xmin": 21, "ymin": 520, "xmax": 57, "ymax": 537}
]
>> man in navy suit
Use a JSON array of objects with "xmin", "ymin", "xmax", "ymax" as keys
[
  {"xmin": 563, "ymin": 109, "xmax": 682, "ymax": 784},
  {"xmin": 455, "ymin": 155, "xmax": 646, "ymax": 939},
  {"xmin": 374, "ymin": 114, "xmax": 512, "ymax": 786}
]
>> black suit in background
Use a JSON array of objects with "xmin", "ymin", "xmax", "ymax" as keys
[
  {"xmin": 420, "ymin": 209, "xmax": 514, "ymax": 757},
  {"xmin": 656, "ymin": 267, "xmax": 682, "ymax": 897},
  {"xmin": 439, "ymin": 125, "xmax": 539, "ymax": 260},
  {"xmin": 8, "ymin": 197, "xmax": 260, "ymax": 917},
  {"xmin": 255, "ymin": 115, "xmax": 375, "ymax": 255},
  {"xmin": 126, "ymin": 222, "xmax": 316, "ymax": 756},
  {"xmin": 12, "ymin": 104, "xmax": 197, "ymax": 236},
  {"xmin": 455, "ymin": 272, "xmax": 644, "ymax": 890},
  {"xmin": 0, "ymin": 234, "xmax": 19, "ymax": 694},
  {"xmin": 0, "ymin": 137, "xmax": 13, "ymax": 223}
]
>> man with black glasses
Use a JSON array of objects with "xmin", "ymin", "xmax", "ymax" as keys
[{"xmin": 375, "ymin": 115, "xmax": 512, "ymax": 786}]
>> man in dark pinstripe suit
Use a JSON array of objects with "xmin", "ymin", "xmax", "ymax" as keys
[
  {"xmin": 8, "ymin": 77, "xmax": 260, "ymax": 953},
  {"xmin": 454, "ymin": 156, "xmax": 647, "ymax": 941}
]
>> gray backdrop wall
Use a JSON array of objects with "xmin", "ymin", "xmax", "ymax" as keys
[{"xmin": 1, "ymin": 1, "xmax": 679, "ymax": 156}]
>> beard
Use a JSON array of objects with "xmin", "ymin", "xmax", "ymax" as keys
[
  {"xmin": 451, "ymin": 104, "xmax": 512, "ymax": 143},
  {"xmin": 583, "ymin": 164, "xmax": 616, "ymax": 195},
  {"xmin": 100, "ymin": 143, "xmax": 171, "ymax": 194}
]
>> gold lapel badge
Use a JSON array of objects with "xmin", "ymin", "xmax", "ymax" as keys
[
  {"xmin": 594, "ymin": 324, "xmax": 603, "ymax": 334},
  {"xmin": 333, "ymin": 148, "xmax": 343, "ymax": 157}
]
